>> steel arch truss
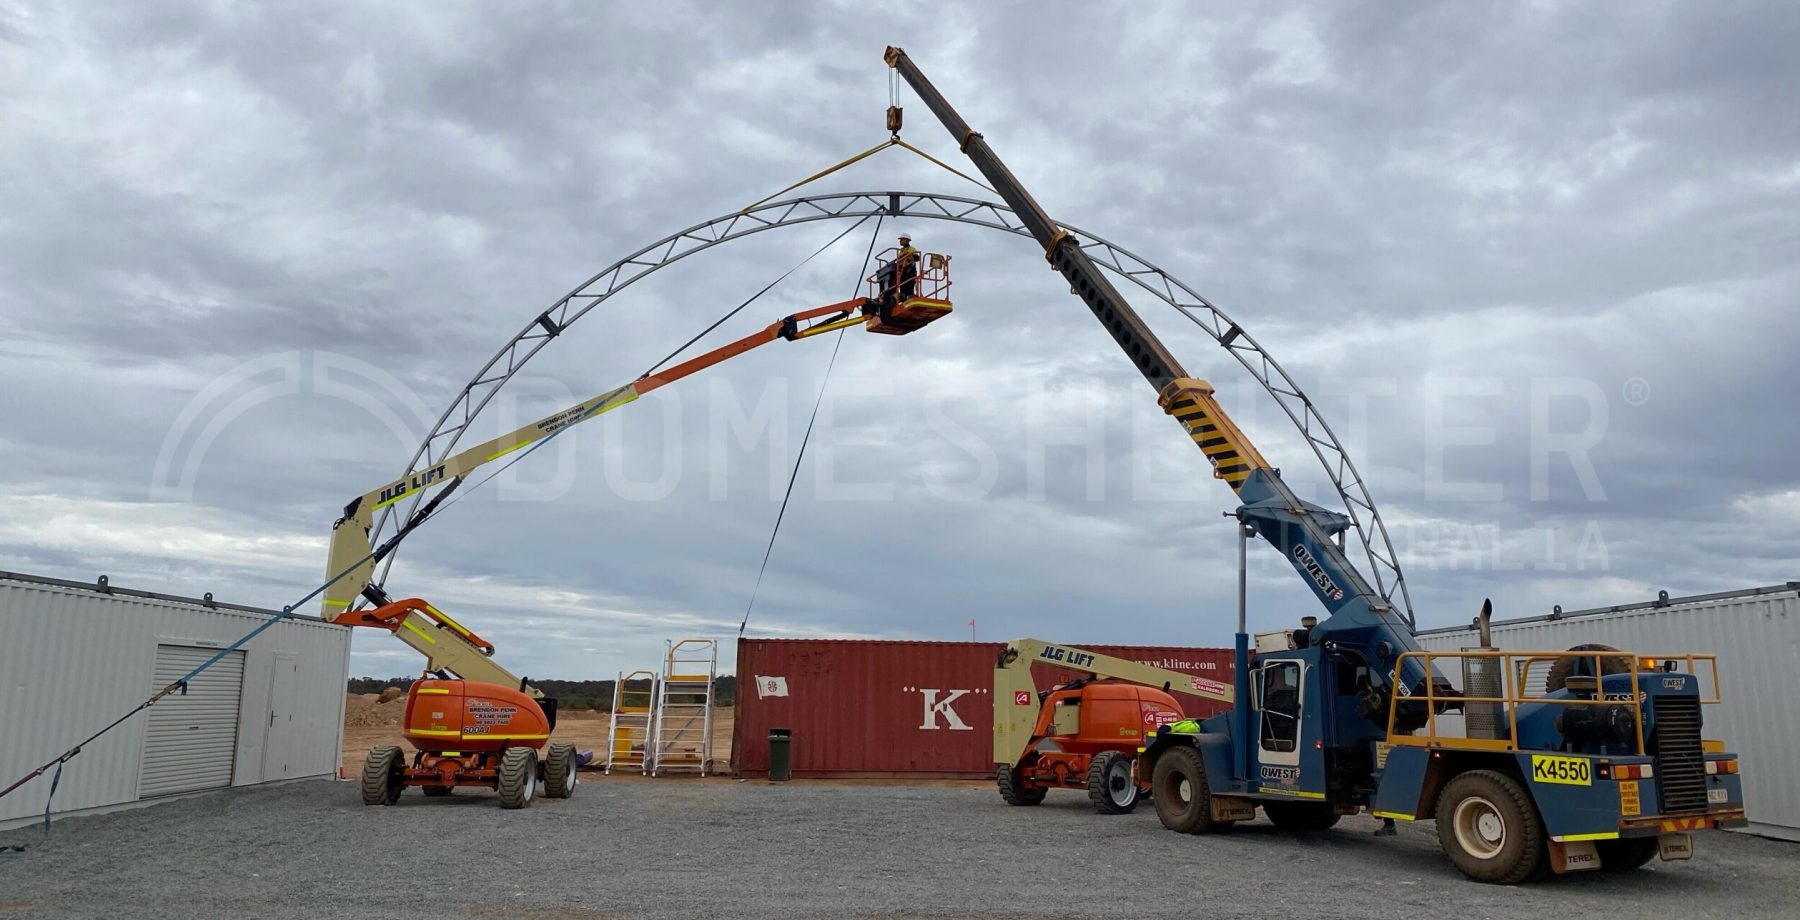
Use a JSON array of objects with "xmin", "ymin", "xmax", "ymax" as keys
[{"xmin": 374, "ymin": 191, "xmax": 1413, "ymax": 623}]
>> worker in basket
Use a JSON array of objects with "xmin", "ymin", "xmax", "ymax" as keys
[{"xmin": 895, "ymin": 233, "xmax": 920, "ymax": 302}]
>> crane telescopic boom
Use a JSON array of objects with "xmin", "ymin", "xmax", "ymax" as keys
[{"xmin": 883, "ymin": 46, "xmax": 1429, "ymax": 693}]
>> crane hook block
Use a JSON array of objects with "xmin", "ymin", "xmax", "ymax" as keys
[{"xmin": 886, "ymin": 105, "xmax": 903, "ymax": 135}]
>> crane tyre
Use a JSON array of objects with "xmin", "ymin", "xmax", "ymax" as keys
[
  {"xmin": 1152, "ymin": 745, "xmax": 1219, "ymax": 834},
  {"xmin": 1086, "ymin": 751, "xmax": 1140, "ymax": 814},
  {"xmin": 361, "ymin": 746, "xmax": 404, "ymax": 806},
  {"xmin": 1595, "ymin": 837, "xmax": 1659, "ymax": 872},
  {"xmin": 1263, "ymin": 800, "xmax": 1340, "ymax": 831},
  {"xmin": 497, "ymin": 747, "xmax": 537, "ymax": 809},
  {"xmin": 544, "ymin": 743, "xmax": 578, "ymax": 799},
  {"xmin": 1435, "ymin": 769, "xmax": 1545, "ymax": 884},
  {"xmin": 1545, "ymin": 644, "xmax": 1628, "ymax": 693},
  {"xmin": 996, "ymin": 765, "xmax": 1046, "ymax": 806}
]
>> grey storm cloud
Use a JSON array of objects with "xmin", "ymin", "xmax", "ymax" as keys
[{"xmin": 1, "ymin": 1, "xmax": 1796, "ymax": 678}]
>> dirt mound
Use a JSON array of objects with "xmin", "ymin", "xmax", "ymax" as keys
[
  {"xmin": 343, "ymin": 692, "xmax": 404, "ymax": 727},
  {"xmin": 377, "ymin": 686, "xmax": 404, "ymax": 704}
]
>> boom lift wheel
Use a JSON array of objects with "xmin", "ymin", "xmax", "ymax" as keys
[
  {"xmin": 360, "ymin": 746, "xmax": 403, "ymax": 806},
  {"xmin": 995, "ymin": 765, "xmax": 1046, "ymax": 806},
  {"xmin": 1435, "ymin": 770, "xmax": 1545, "ymax": 884},
  {"xmin": 1151, "ymin": 746, "xmax": 1222, "ymax": 834},
  {"xmin": 543, "ymin": 743, "xmax": 578, "ymax": 799},
  {"xmin": 1086, "ymin": 751, "xmax": 1140, "ymax": 814},
  {"xmin": 497, "ymin": 747, "xmax": 538, "ymax": 809}
]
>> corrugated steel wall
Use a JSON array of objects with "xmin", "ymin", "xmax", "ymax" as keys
[
  {"xmin": 1416, "ymin": 587, "xmax": 1800, "ymax": 840},
  {"xmin": 0, "ymin": 575, "xmax": 350, "ymax": 828},
  {"xmin": 732, "ymin": 639, "xmax": 1232, "ymax": 778}
]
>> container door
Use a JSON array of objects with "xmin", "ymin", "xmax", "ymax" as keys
[
  {"xmin": 139, "ymin": 645, "xmax": 244, "ymax": 798},
  {"xmin": 261, "ymin": 653, "xmax": 300, "ymax": 781}
]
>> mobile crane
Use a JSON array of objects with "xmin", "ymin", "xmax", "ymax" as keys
[
  {"xmin": 886, "ymin": 46, "xmax": 1746, "ymax": 882},
  {"xmin": 993, "ymin": 638, "xmax": 1233, "ymax": 814},
  {"xmin": 331, "ymin": 251, "xmax": 953, "ymax": 807}
]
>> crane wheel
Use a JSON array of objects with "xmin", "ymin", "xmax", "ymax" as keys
[
  {"xmin": 1262, "ymin": 800, "xmax": 1340, "ymax": 831},
  {"xmin": 1544, "ymin": 644, "xmax": 1628, "ymax": 694},
  {"xmin": 543, "ymin": 743, "xmax": 578, "ymax": 799},
  {"xmin": 1435, "ymin": 769, "xmax": 1545, "ymax": 884},
  {"xmin": 1086, "ymin": 751, "xmax": 1140, "ymax": 815},
  {"xmin": 497, "ymin": 747, "xmax": 538, "ymax": 809},
  {"xmin": 1595, "ymin": 837, "xmax": 1659, "ymax": 872},
  {"xmin": 360, "ymin": 746, "xmax": 404, "ymax": 806},
  {"xmin": 1151, "ymin": 745, "xmax": 1218, "ymax": 834},
  {"xmin": 996, "ymin": 765, "xmax": 1046, "ymax": 806}
]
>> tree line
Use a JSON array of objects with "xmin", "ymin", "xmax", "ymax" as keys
[{"xmin": 346, "ymin": 675, "xmax": 737, "ymax": 711}]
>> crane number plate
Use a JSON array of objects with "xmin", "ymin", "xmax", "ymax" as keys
[{"xmin": 1531, "ymin": 754, "xmax": 1592, "ymax": 786}]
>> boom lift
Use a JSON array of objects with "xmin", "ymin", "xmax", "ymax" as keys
[
  {"xmin": 993, "ymin": 639, "xmax": 1233, "ymax": 814},
  {"xmin": 887, "ymin": 46, "xmax": 1746, "ymax": 882},
  {"xmin": 332, "ymin": 251, "xmax": 953, "ymax": 806}
]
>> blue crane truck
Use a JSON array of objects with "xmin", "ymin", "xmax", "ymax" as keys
[{"xmin": 885, "ymin": 46, "xmax": 1749, "ymax": 883}]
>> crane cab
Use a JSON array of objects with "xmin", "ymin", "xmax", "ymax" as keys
[{"xmin": 864, "ymin": 248, "xmax": 952, "ymax": 335}]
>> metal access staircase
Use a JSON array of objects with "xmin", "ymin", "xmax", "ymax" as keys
[
  {"xmin": 650, "ymin": 639, "xmax": 717, "ymax": 776},
  {"xmin": 606, "ymin": 669, "xmax": 658, "ymax": 775}
]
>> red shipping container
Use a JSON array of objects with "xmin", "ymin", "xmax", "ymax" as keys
[{"xmin": 732, "ymin": 638, "xmax": 1233, "ymax": 778}]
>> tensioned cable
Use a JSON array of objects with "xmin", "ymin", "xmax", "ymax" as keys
[{"xmin": 738, "ymin": 214, "xmax": 885, "ymax": 637}]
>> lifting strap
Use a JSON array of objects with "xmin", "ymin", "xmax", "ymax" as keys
[{"xmin": 739, "ymin": 135, "xmax": 996, "ymax": 215}]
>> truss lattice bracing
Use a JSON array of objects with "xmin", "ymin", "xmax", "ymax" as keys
[{"xmin": 371, "ymin": 191, "xmax": 1413, "ymax": 625}]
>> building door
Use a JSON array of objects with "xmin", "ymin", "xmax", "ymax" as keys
[
  {"xmin": 262, "ymin": 653, "xmax": 301, "ymax": 781},
  {"xmin": 139, "ymin": 645, "xmax": 244, "ymax": 798}
]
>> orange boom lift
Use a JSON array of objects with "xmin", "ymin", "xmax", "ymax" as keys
[{"xmin": 336, "ymin": 251, "xmax": 953, "ymax": 807}]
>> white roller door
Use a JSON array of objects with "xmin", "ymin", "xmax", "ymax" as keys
[{"xmin": 139, "ymin": 645, "xmax": 244, "ymax": 798}]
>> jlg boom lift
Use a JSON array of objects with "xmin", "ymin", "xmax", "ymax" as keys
[
  {"xmin": 329, "ymin": 252, "xmax": 953, "ymax": 808},
  {"xmin": 887, "ymin": 46, "xmax": 1746, "ymax": 882},
  {"xmin": 992, "ymin": 639, "xmax": 1234, "ymax": 814}
]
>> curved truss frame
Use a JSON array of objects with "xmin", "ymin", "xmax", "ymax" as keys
[{"xmin": 372, "ymin": 191, "xmax": 1414, "ymax": 623}]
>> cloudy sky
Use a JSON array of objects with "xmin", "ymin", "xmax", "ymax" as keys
[{"xmin": 2, "ymin": 1, "xmax": 1795, "ymax": 679}]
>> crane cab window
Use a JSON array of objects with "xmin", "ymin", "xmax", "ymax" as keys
[{"xmin": 1258, "ymin": 661, "xmax": 1302, "ymax": 754}]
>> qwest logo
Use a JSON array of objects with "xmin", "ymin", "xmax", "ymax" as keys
[
  {"xmin": 917, "ymin": 689, "xmax": 973, "ymax": 730},
  {"xmin": 1292, "ymin": 545, "xmax": 1345, "ymax": 601}
]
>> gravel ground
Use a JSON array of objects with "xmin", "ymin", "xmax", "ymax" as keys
[{"xmin": 1, "ymin": 777, "xmax": 1794, "ymax": 919}]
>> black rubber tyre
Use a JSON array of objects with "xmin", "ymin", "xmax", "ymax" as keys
[
  {"xmin": 360, "ymin": 746, "xmax": 403, "ymax": 806},
  {"xmin": 1596, "ymin": 837, "xmax": 1660, "ymax": 872},
  {"xmin": 1086, "ymin": 751, "xmax": 1140, "ymax": 815},
  {"xmin": 421, "ymin": 786, "xmax": 452, "ymax": 797},
  {"xmin": 496, "ymin": 747, "xmax": 537, "ymax": 810},
  {"xmin": 1545, "ymin": 643, "xmax": 1628, "ymax": 693},
  {"xmin": 1151, "ymin": 746, "xmax": 1218, "ymax": 834},
  {"xmin": 543, "ymin": 743, "xmax": 578, "ymax": 799},
  {"xmin": 1435, "ymin": 770, "xmax": 1545, "ymax": 884},
  {"xmin": 1263, "ymin": 800, "xmax": 1341, "ymax": 831},
  {"xmin": 996, "ymin": 765, "xmax": 1047, "ymax": 806}
]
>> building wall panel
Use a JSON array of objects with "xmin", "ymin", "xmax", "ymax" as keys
[
  {"xmin": 732, "ymin": 638, "xmax": 1232, "ymax": 778},
  {"xmin": 1416, "ymin": 585, "xmax": 1800, "ymax": 840},
  {"xmin": 0, "ymin": 573, "xmax": 350, "ymax": 827}
]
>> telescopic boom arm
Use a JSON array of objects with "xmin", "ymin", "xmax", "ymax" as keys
[{"xmin": 884, "ymin": 46, "xmax": 1429, "ymax": 691}]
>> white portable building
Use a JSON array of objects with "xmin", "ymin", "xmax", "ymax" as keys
[{"xmin": 0, "ymin": 571, "xmax": 349, "ymax": 829}]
